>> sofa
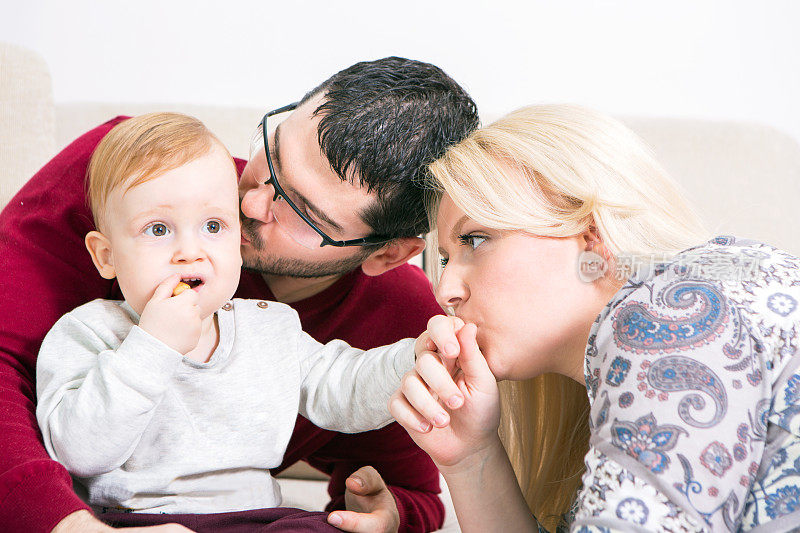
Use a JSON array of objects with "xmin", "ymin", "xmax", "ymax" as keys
[{"xmin": 3, "ymin": 41, "xmax": 800, "ymax": 532}]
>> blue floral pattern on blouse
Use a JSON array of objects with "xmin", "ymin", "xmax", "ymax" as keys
[{"xmin": 570, "ymin": 237, "xmax": 800, "ymax": 532}]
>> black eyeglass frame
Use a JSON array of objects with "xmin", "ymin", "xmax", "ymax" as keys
[{"xmin": 259, "ymin": 103, "xmax": 394, "ymax": 248}]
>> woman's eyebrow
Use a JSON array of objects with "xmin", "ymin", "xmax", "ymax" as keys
[
  {"xmin": 438, "ymin": 214, "xmax": 471, "ymax": 255},
  {"xmin": 449, "ymin": 215, "xmax": 470, "ymax": 242}
]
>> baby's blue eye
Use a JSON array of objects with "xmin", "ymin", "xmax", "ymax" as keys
[
  {"xmin": 144, "ymin": 223, "xmax": 169, "ymax": 237},
  {"xmin": 458, "ymin": 234, "xmax": 487, "ymax": 250},
  {"xmin": 204, "ymin": 220, "xmax": 222, "ymax": 234},
  {"xmin": 440, "ymin": 256, "xmax": 449, "ymax": 268},
  {"xmin": 468, "ymin": 236, "xmax": 486, "ymax": 249}
]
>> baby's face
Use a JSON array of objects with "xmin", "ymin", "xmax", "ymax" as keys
[{"xmin": 103, "ymin": 142, "xmax": 243, "ymax": 318}]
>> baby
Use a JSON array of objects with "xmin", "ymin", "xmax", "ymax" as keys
[{"xmin": 35, "ymin": 113, "xmax": 415, "ymax": 515}]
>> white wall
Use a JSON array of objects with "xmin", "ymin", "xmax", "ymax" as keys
[{"xmin": 3, "ymin": 0, "xmax": 799, "ymax": 144}]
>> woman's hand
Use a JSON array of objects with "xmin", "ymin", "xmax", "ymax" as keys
[{"xmin": 389, "ymin": 315, "xmax": 501, "ymax": 472}]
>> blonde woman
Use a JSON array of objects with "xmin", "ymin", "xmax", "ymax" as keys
[{"xmin": 389, "ymin": 105, "xmax": 800, "ymax": 531}]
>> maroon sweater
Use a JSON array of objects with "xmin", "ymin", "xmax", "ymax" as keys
[{"xmin": 0, "ymin": 117, "xmax": 444, "ymax": 533}]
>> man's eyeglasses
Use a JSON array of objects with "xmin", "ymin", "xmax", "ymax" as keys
[{"xmin": 248, "ymin": 103, "xmax": 394, "ymax": 249}]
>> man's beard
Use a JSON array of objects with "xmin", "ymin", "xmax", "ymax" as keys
[{"xmin": 241, "ymin": 219, "xmax": 372, "ymax": 279}]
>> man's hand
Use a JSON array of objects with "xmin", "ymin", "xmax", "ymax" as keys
[
  {"xmin": 327, "ymin": 466, "xmax": 400, "ymax": 533},
  {"xmin": 52, "ymin": 510, "xmax": 193, "ymax": 532}
]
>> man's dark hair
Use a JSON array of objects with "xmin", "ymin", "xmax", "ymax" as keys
[{"xmin": 300, "ymin": 56, "xmax": 479, "ymax": 243}]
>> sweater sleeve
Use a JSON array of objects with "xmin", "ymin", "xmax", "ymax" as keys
[
  {"xmin": 0, "ymin": 117, "xmax": 128, "ymax": 532},
  {"xmin": 575, "ymin": 274, "xmax": 771, "ymax": 531},
  {"xmin": 295, "ymin": 329, "xmax": 414, "ymax": 433},
  {"xmin": 36, "ymin": 309, "xmax": 183, "ymax": 478},
  {"xmin": 287, "ymin": 264, "xmax": 447, "ymax": 532}
]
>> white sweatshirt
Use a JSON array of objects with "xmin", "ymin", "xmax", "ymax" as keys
[{"xmin": 36, "ymin": 298, "xmax": 414, "ymax": 514}]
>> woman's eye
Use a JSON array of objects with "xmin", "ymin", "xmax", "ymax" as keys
[
  {"xmin": 439, "ymin": 256, "xmax": 449, "ymax": 268},
  {"xmin": 204, "ymin": 220, "xmax": 222, "ymax": 234},
  {"xmin": 144, "ymin": 223, "xmax": 169, "ymax": 237},
  {"xmin": 458, "ymin": 234, "xmax": 487, "ymax": 250}
]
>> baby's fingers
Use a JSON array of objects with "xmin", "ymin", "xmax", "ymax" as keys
[
  {"xmin": 416, "ymin": 351, "xmax": 464, "ymax": 409},
  {"xmin": 151, "ymin": 274, "xmax": 182, "ymax": 302},
  {"xmin": 400, "ymin": 371, "xmax": 450, "ymax": 428},
  {"xmin": 389, "ymin": 390, "xmax": 432, "ymax": 433},
  {"xmin": 172, "ymin": 286, "xmax": 199, "ymax": 305},
  {"xmin": 414, "ymin": 331, "xmax": 459, "ymax": 376},
  {"xmin": 426, "ymin": 315, "xmax": 465, "ymax": 358}
]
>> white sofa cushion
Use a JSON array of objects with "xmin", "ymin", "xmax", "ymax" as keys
[{"xmin": 0, "ymin": 42, "xmax": 55, "ymax": 207}]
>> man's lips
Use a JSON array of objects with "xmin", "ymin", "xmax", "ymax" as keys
[
  {"xmin": 240, "ymin": 219, "xmax": 264, "ymax": 248},
  {"xmin": 240, "ymin": 222, "xmax": 253, "ymax": 244}
]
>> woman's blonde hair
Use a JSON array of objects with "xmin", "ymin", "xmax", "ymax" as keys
[
  {"xmin": 87, "ymin": 112, "xmax": 231, "ymax": 230},
  {"xmin": 426, "ymin": 104, "xmax": 709, "ymax": 529}
]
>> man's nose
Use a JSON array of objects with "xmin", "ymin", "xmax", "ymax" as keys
[
  {"xmin": 435, "ymin": 265, "xmax": 468, "ymax": 311},
  {"xmin": 240, "ymin": 183, "xmax": 276, "ymax": 224}
]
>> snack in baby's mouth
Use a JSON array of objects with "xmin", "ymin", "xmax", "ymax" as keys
[{"xmin": 172, "ymin": 282, "xmax": 191, "ymax": 296}]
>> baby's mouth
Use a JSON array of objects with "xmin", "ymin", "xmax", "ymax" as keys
[{"xmin": 181, "ymin": 278, "xmax": 204, "ymax": 289}]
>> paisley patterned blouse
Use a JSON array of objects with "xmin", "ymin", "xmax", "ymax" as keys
[{"xmin": 570, "ymin": 237, "xmax": 800, "ymax": 532}]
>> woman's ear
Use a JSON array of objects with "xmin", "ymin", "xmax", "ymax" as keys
[
  {"xmin": 85, "ymin": 230, "xmax": 117, "ymax": 280},
  {"xmin": 582, "ymin": 225, "xmax": 598, "ymax": 248},
  {"xmin": 360, "ymin": 237, "xmax": 426, "ymax": 277},
  {"xmin": 582, "ymin": 226, "xmax": 610, "ymax": 259}
]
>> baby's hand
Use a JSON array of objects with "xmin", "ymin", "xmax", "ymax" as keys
[
  {"xmin": 139, "ymin": 274, "xmax": 203, "ymax": 355},
  {"xmin": 417, "ymin": 315, "xmax": 464, "ymax": 352}
]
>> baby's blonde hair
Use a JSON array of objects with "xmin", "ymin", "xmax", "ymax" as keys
[
  {"xmin": 87, "ymin": 112, "xmax": 231, "ymax": 230},
  {"xmin": 427, "ymin": 104, "xmax": 709, "ymax": 529}
]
